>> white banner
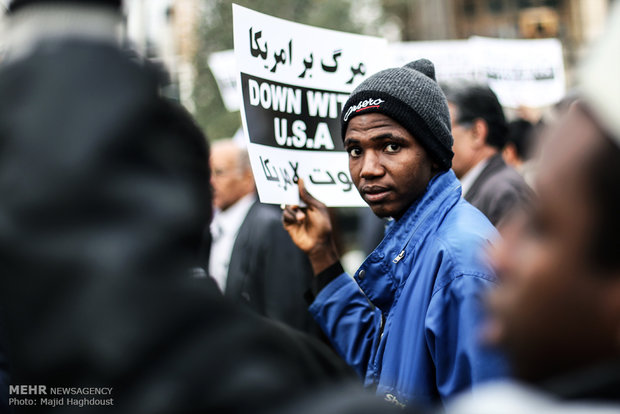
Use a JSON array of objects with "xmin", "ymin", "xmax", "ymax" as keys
[
  {"xmin": 233, "ymin": 4, "xmax": 388, "ymax": 206},
  {"xmin": 389, "ymin": 37, "xmax": 565, "ymax": 108},
  {"xmin": 470, "ymin": 36, "xmax": 566, "ymax": 108}
]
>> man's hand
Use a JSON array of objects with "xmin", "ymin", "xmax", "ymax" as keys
[{"xmin": 282, "ymin": 179, "xmax": 339, "ymax": 275}]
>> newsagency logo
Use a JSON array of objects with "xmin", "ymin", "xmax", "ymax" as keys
[
  {"xmin": 9, "ymin": 385, "xmax": 47, "ymax": 395},
  {"xmin": 343, "ymin": 98, "xmax": 384, "ymax": 121},
  {"xmin": 9, "ymin": 385, "xmax": 114, "ymax": 408}
]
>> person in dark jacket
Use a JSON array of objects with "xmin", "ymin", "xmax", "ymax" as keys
[{"xmin": 442, "ymin": 83, "xmax": 533, "ymax": 227}]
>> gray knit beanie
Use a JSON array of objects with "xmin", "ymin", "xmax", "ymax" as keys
[{"xmin": 341, "ymin": 59, "xmax": 454, "ymax": 171}]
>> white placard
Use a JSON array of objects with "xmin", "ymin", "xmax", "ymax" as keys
[
  {"xmin": 470, "ymin": 36, "xmax": 566, "ymax": 108},
  {"xmin": 233, "ymin": 4, "xmax": 388, "ymax": 206},
  {"xmin": 208, "ymin": 49, "xmax": 240, "ymax": 112}
]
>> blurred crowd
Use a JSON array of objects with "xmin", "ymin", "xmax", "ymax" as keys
[{"xmin": 0, "ymin": 0, "xmax": 618, "ymax": 413}]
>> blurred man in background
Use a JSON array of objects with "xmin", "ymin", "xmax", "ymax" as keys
[
  {"xmin": 447, "ymin": 4, "xmax": 620, "ymax": 412},
  {"xmin": 443, "ymin": 83, "xmax": 532, "ymax": 226},
  {"xmin": 502, "ymin": 118, "xmax": 536, "ymax": 179},
  {"xmin": 502, "ymin": 118, "xmax": 538, "ymax": 188},
  {"xmin": 207, "ymin": 139, "xmax": 318, "ymax": 335}
]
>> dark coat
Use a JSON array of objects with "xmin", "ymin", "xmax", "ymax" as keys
[
  {"xmin": 464, "ymin": 153, "xmax": 533, "ymax": 226},
  {"xmin": 0, "ymin": 322, "xmax": 8, "ymax": 411},
  {"xmin": 0, "ymin": 36, "xmax": 356, "ymax": 413},
  {"xmin": 225, "ymin": 200, "xmax": 319, "ymax": 335},
  {"xmin": 541, "ymin": 360, "xmax": 620, "ymax": 403}
]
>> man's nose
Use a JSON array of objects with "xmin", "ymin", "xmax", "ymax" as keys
[{"xmin": 359, "ymin": 152, "xmax": 384, "ymax": 179}]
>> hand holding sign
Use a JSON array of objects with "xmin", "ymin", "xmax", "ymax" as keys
[{"xmin": 282, "ymin": 179, "xmax": 339, "ymax": 275}]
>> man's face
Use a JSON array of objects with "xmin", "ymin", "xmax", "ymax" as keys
[
  {"xmin": 485, "ymin": 105, "xmax": 618, "ymax": 382},
  {"xmin": 449, "ymin": 102, "xmax": 477, "ymax": 178},
  {"xmin": 210, "ymin": 145, "xmax": 253, "ymax": 211},
  {"xmin": 344, "ymin": 113, "xmax": 434, "ymax": 220}
]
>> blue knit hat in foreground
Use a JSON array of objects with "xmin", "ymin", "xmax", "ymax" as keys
[{"xmin": 340, "ymin": 59, "xmax": 454, "ymax": 171}]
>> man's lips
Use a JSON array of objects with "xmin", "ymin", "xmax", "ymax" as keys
[{"xmin": 361, "ymin": 186, "xmax": 392, "ymax": 203}]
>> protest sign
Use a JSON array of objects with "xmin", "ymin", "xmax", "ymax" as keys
[
  {"xmin": 233, "ymin": 4, "xmax": 388, "ymax": 207},
  {"xmin": 469, "ymin": 36, "xmax": 565, "ymax": 108}
]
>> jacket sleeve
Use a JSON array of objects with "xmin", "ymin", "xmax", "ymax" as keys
[
  {"xmin": 309, "ymin": 274, "xmax": 383, "ymax": 378},
  {"xmin": 424, "ymin": 274, "xmax": 509, "ymax": 401},
  {"xmin": 479, "ymin": 170, "xmax": 534, "ymax": 227}
]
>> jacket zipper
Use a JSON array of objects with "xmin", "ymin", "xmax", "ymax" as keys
[
  {"xmin": 390, "ymin": 186, "xmax": 453, "ymax": 264},
  {"xmin": 392, "ymin": 250, "xmax": 405, "ymax": 263}
]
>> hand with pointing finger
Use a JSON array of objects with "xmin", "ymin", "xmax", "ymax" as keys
[{"xmin": 282, "ymin": 179, "xmax": 339, "ymax": 275}]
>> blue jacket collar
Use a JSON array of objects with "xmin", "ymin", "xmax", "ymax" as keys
[{"xmin": 355, "ymin": 170, "xmax": 462, "ymax": 310}]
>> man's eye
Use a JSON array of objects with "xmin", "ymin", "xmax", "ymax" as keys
[
  {"xmin": 347, "ymin": 148, "xmax": 362, "ymax": 157},
  {"xmin": 385, "ymin": 143, "xmax": 400, "ymax": 153}
]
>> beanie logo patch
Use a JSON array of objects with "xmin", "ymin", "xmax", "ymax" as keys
[{"xmin": 343, "ymin": 98, "xmax": 385, "ymax": 121}]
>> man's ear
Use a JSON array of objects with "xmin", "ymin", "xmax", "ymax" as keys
[{"xmin": 471, "ymin": 118, "xmax": 489, "ymax": 149}]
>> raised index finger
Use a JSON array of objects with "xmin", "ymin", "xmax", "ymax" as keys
[{"xmin": 297, "ymin": 178, "xmax": 325, "ymax": 210}]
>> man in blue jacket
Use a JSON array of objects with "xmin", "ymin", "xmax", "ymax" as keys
[{"xmin": 283, "ymin": 59, "xmax": 508, "ymax": 408}]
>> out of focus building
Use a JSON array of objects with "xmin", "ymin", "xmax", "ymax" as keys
[
  {"xmin": 170, "ymin": 0, "xmax": 201, "ymax": 114},
  {"xmin": 455, "ymin": 0, "xmax": 607, "ymax": 64},
  {"xmin": 124, "ymin": 0, "xmax": 200, "ymax": 113},
  {"xmin": 390, "ymin": 0, "xmax": 609, "ymax": 80},
  {"xmin": 0, "ymin": 0, "xmax": 8, "ymax": 62}
]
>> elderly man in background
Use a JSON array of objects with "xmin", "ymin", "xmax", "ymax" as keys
[{"xmin": 208, "ymin": 139, "xmax": 317, "ymax": 335}]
